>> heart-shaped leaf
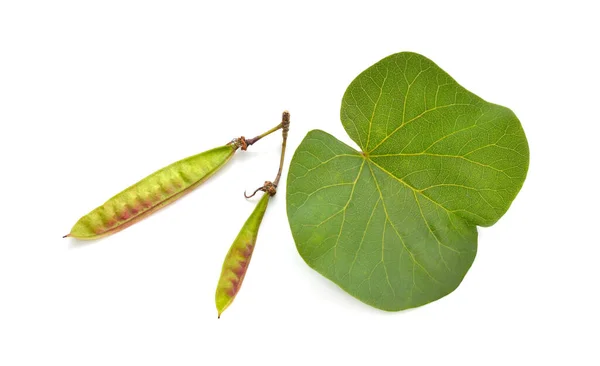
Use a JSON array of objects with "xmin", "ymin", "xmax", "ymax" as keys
[{"xmin": 286, "ymin": 52, "xmax": 529, "ymax": 311}]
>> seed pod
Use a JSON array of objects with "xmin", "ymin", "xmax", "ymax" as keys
[
  {"xmin": 66, "ymin": 143, "xmax": 238, "ymax": 240},
  {"xmin": 215, "ymin": 192, "xmax": 270, "ymax": 318}
]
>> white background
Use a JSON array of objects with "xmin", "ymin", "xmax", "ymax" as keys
[{"xmin": 1, "ymin": 1, "xmax": 598, "ymax": 365}]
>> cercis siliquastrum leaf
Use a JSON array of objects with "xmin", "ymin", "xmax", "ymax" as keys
[
  {"xmin": 65, "ymin": 122, "xmax": 285, "ymax": 240},
  {"xmin": 215, "ymin": 111, "xmax": 290, "ymax": 318},
  {"xmin": 286, "ymin": 52, "xmax": 529, "ymax": 311}
]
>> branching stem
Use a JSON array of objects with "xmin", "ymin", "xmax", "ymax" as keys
[
  {"xmin": 244, "ymin": 123, "xmax": 284, "ymax": 147},
  {"xmin": 244, "ymin": 110, "xmax": 290, "ymax": 198},
  {"xmin": 273, "ymin": 110, "xmax": 290, "ymax": 187}
]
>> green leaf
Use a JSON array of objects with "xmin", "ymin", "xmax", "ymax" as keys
[{"xmin": 286, "ymin": 52, "xmax": 529, "ymax": 311}]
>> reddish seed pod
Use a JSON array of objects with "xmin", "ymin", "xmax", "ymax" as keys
[
  {"xmin": 215, "ymin": 111, "xmax": 290, "ymax": 317},
  {"xmin": 215, "ymin": 192, "xmax": 270, "ymax": 318},
  {"xmin": 66, "ymin": 144, "xmax": 239, "ymax": 240}
]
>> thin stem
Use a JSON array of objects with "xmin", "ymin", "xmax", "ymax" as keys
[
  {"xmin": 244, "ymin": 123, "xmax": 283, "ymax": 147},
  {"xmin": 272, "ymin": 110, "xmax": 290, "ymax": 187},
  {"xmin": 243, "ymin": 111, "xmax": 290, "ymax": 198},
  {"xmin": 244, "ymin": 186, "xmax": 264, "ymax": 199}
]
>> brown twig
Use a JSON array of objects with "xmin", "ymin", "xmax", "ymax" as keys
[
  {"xmin": 244, "ymin": 110, "xmax": 290, "ymax": 198},
  {"xmin": 242, "ymin": 122, "xmax": 285, "ymax": 149},
  {"xmin": 273, "ymin": 110, "xmax": 290, "ymax": 187},
  {"xmin": 228, "ymin": 117, "xmax": 285, "ymax": 151}
]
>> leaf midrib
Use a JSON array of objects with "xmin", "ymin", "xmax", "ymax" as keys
[
  {"xmin": 366, "ymin": 161, "xmax": 441, "ymax": 286},
  {"xmin": 365, "ymin": 157, "xmax": 453, "ymax": 215},
  {"xmin": 312, "ymin": 151, "xmax": 466, "ymax": 287},
  {"xmin": 366, "ymin": 103, "xmax": 474, "ymax": 153}
]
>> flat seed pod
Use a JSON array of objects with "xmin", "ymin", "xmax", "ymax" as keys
[
  {"xmin": 67, "ymin": 144, "xmax": 238, "ymax": 240},
  {"xmin": 215, "ymin": 193, "xmax": 270, "ymax": 318}
]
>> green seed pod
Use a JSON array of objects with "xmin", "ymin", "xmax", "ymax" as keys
[
  {"xmin": 66, "ymin": 143, "xmax": 239, "ymax": 240},
  {"xmin": 215, "ymin": 192, "xmax": 270, "ymax": 318}
]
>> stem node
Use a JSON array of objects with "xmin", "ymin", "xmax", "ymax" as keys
[
  {"xmin": 244, "ymin": 181, "xmax": 277, "ymax": 198},
  {"xmin": 241, "ymin": 110, "xmax": 290, "ymax": 197}
]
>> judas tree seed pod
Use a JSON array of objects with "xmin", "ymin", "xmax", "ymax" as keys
[
  {"xmin": 215, "ymin": 192, "xmax": 271, "ymax": 318},
  {"xmin": 66, "ymin": 143, "xmax": 240, "ymax": 240},
  {"xmin": 215, "ymin": 111, "xmax": 290, "ymax": 317}
]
